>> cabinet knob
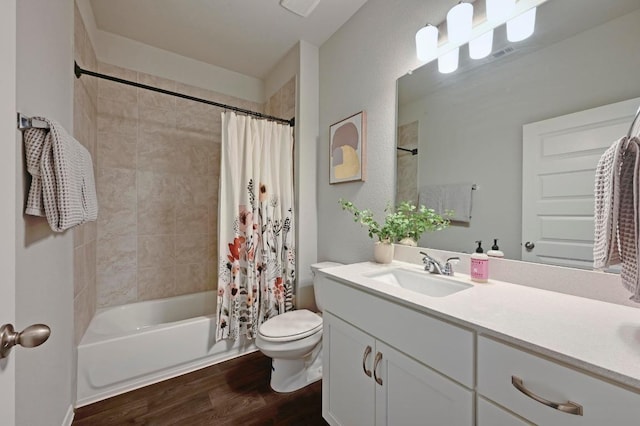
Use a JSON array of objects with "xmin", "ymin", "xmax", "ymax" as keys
[
  {"xmin": 373, "ymin": 352, "xmax": 383, "ymax": 386},
  {"xmin": 524, "ymin": 241, "xmax": 535, "ymax": 251},
  {"xmin": 362, "ymin": 346, "xmax": 372, "ymax": 377}
]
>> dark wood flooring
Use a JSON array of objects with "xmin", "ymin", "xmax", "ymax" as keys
[{"xmin": 73, "ymin": 351, "xmax": 327, "ymax": 426}]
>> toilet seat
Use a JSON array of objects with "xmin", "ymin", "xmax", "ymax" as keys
[{"xmin": 258, "ymin": 309, "xmax": 322, "ymax": 342}]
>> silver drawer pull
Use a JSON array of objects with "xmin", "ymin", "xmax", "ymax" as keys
[
  {"xmin": 373, "ymin": 352, "xmax": 383, "ymax": 386},
  {"xmin": 362, "ymin": 346, "xmax": 372, "ymax": 377},
  {"xmin": 511, "ymin": 376, "xmax": 583, "ymax": 416}
]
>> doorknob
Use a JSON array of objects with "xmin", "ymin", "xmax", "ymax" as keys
[
  {"xmin": 524, "ymin": 241, "xmax": 535, "ymax": 251},
  {"xmin": 0, "ymin": 323, "xmax": 51, "ymax": 358}
]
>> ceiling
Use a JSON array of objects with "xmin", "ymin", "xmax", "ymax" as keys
[{"xmin": 89, "ymin": 0, "xmax": 369, "ymax": 79}]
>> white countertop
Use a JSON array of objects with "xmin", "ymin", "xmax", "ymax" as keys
[{"xmin": 320, "ymin": 261, "xmax": 640, "ymax": 390}]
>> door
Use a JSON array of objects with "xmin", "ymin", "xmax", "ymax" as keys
[
  {"xmin": 0, "ymin": 1, "xmax": 17, "ymax": 425},
  {"xmin": 323, "ymin": 312, "xmax": 376, "ymax": 426},
  {"xmin": 522, "ymin": 97, "xmax": 640, "ymax": 268},
  {"xmin": 375, "ymin": 341, "xmax": 474, "ymax": 426}
]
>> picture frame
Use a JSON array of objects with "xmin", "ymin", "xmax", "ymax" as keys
[{"xmin": 329, "ymin": 111, "xmax": 366, "ymax": 184}]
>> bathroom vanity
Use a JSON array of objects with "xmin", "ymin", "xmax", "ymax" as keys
[{"xmin": 318, "ymin": 261, "xmax": 640, "ymax": 425}]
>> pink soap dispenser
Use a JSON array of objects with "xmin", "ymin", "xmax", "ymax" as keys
[{"xmin": 470, "ymin": 240, "xmax": 489, "ymax": 283}]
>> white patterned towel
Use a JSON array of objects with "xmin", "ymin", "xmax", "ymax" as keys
[
  {"xmin": 593, "ymin": 136, "xmax": 640, "ymax": 303},
  {"xmin": 23, "ymin": 117, "xmax": 98, "ymax": 232}
]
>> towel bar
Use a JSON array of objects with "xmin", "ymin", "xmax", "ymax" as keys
[{"xmin": 17, "ymin": 113, "xmax": 49, "ymax": 130}]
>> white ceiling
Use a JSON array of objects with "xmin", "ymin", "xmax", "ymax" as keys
[{"xmin": 89, "ymin": 0, "xmax": 369, "ymax": 79}]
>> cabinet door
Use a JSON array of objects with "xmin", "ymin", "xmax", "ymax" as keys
[
  {"xmin": 323, "ymin": 312, "xmax": 376, "ymax": 426},
  {"xmin": 375, "ymin": 341, "xmax": 473, "ymax": 426}
]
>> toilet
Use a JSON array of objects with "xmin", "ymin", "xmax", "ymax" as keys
[{"xmin": 255, "ymin": 261, "xmax": 342, "ymax": 393}]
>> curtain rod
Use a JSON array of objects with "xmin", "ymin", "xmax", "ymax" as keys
[{"xmin": 74, "ymin": 62, "xmax": 295, "ymax": 127}]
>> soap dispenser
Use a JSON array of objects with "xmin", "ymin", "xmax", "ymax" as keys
[
  {"xmin": 487, "ymin": 239, "xmax": 504, "ymax": 258},
  {"xmin": 470, "ymin": 241, "xmax": 489, "ymax": 283}
]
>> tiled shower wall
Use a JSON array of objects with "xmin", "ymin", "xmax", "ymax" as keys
[
  {"xmin": 73, "ymin": 2, "xmax": 98, "ymax": 343},
  {"xmin": 396, "ymin": 121, "xmax": 419, "ymax": 205},
  {"xmin": 95, "ymin": 65, "xmax": 296, "ymax": 308}
]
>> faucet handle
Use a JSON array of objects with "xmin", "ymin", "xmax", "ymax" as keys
[
  {"xmin": 419, "ymin": 251, "xmax": 433, "ymax": 262},
  {"xmin": 446, "ymin": 257, "xmax": 460, "ymax": 264}
]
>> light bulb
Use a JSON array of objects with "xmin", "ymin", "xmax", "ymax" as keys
[
  {"xmin": 416, "ymin": 25, "xmax": 439, "ymax": 62},
  {"xmin": 438, "ymin": 47, "xmax": 459, "ymax": 74},
  {"xmin": 486, "ymin": 0, "xmax": 515, "ymax": 24},
  {"xmin": 507, "ymin": 7, "xmax": 536, "ymax": 42},
  {"xmin": 469, "ymin": 29, "xmax": 493, "ymax": 59},
  {"xmin": 446, "ymin": 2, "xmax": 473, "ymax": 45}
]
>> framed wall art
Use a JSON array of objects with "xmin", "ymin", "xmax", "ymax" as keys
[{"xmin": 329, "ymin": 111, "xmax": 366, "ymax": 184}]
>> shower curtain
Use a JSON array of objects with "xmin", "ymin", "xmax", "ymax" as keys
[{"xmin": 216, "ymin": 111, "xmax": 296, "ymax": 341}]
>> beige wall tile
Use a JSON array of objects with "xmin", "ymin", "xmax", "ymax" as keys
[
  {"xmin": 139, "ymin": 104, "xmax": 176, "ymax": 134},
  {"xmin": 98, "ymin": 97, "xmax": 138, "ymax": 137},
  {"xmin": 98, "ymin": 131, "xmax": 137, "ymax": 170},
  {"xmin": 175, "ymin": 263, "xmax": 208, "ymax": 295},
  {"xmin": 74, "ymin": 287, "xmax": 91, "ymax": 345},
  {"xmin": 74, "ymin": 245, "xmax": 86, "ymax": 298},
  {"xmin": 282, "ymin": 77, "xmax": 296, "ymax": 114},
  {"xmin": 138, "ymin": 171, "xmax": 176, "ymax": 203},
  {"xmin": 138, "ymin": 133, "xmax": 180, "ymax": 174},
  {"xmin": 175, "ymin": 234, "xmax": 208, "ymax": 264},
  {"xmin": 97, "ymin": 235, "xmax": 137, "ymax": 308},
  {"xmin": 138, "ymin": 72, "xmax": 176, "ymax": 110},
  {"xmin": 97, "ymin": 62, "xmax": 137, "ymax": 104},
  {"xmin": 138, "ymin": 235, "xmax": 175, "ymax": 268},
  {"xmin": 138, "ymin": 199, "xmax": 175, "ymax": 235},
  {"xmin": 73, "ymin": 224, "xmax": 85, "ymax": 248},
  {"xmin": 138, "ymin": 266, "xmax": 176, "ymax": 300},
  {"xmin": 176, "ymin": 207, "xmax": 209, "ymax": 235},
  {"xmin": 97, "ymin": 168, "xmax": 137, "ymax": 238}
]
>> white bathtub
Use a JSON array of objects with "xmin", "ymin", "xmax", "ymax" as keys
[{"xmin": 76, "ymin": 291, "xmax": 256, "ymax": 407}]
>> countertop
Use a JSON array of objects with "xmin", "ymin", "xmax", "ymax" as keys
[{"xmin": 320, "ymin": 261, "xmax": 640, "ymax": 391}]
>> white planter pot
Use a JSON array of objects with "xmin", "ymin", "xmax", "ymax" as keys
[
  {"xmin": 373, "ymin": 241, "xmax": 394, "ymax": 264},
  {"xmin": 398, "ymin": 237, "xmax": 417, "ymax": 247}
]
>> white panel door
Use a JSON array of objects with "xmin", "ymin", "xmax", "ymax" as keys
[
  {"xmin": 323, "ymin": 312, "xmax": 376, "ymax": 426},
  {"xmin": 0, "ymin": 2, "xmax": 17, "ymax": 425},
  {"xmin": 522, "ymin": 97, "xmax": 640, "ymax": 267},
  {"xmin": 375, "ymin": 341, "xmax": 474, "ymax": 426}
]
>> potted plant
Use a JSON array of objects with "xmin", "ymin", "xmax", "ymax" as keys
[
  {"xmin": 338, "ymin": 199, "xmax": 451, "ymax": 263},
  {"xmin": 392, "ymin": 201, "xmax": 451, "ymax": 246}
]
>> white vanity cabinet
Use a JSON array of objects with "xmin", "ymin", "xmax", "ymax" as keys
[
  {"xmin": 320, "ymin": 275, "xmax": 475, "ymax": 426},
  {"xmin": 477, "ymin": 336, "xmax": 640, "ymax": 425}
]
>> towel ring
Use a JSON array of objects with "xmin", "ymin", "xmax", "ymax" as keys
[{"xmin": 627, "ymin": 106, "xmax": 640, "ymax": 138}]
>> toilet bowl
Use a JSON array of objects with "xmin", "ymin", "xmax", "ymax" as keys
[{"xmin": 255, "ymin": 261, "xmax": 342, "ymax": 393}]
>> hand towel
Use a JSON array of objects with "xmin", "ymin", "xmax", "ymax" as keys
[
  {"xmin": 419, "ymin": 183, "xmax": 474, "ymax": 223},
  {"xmin": 593, "ymin": 136, "xmax": 640, "ymax": 302},
  {"xmin": 23, "ymin": 117, "xmax": 98, "ymax": 232}
]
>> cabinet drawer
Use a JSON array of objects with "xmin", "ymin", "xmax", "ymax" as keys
[
  {"xmin": 477, "ymin": 397, "xmax": 533, "ymax": 426},
  {"xmin": 478, "ymin": 336, "xmax": 640, "ymax": 425},
  {"xmin": 321, "ymin": 276, "xmax": 474, "ymax": 387}
]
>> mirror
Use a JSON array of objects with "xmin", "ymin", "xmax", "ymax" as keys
[{"xmin": 396, "ymin": 0, "xmax": 640, "ymax": 266}]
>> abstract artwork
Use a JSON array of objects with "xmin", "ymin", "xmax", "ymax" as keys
[{"xmin": 329, "ymin": 111, "xmax": 366, "ymax": 184}]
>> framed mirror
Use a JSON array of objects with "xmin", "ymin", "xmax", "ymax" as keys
[{"xmin": 396, "ymin": 0, "xmax": 640, "ymax": 267}]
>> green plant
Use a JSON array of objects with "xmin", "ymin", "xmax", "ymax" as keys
[{"xmin": 338, "ymin": 199, "xmax": 450, "ymax": 243}]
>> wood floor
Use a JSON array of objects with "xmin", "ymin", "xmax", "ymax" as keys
[{"xmin": 73, "ymin": 351, "xmax": 326, "ymax": 426}]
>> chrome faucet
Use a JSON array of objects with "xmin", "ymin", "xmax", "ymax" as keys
[{"xmin": 420, "ymin": 251, "xmax": 460, "ymax": 276}]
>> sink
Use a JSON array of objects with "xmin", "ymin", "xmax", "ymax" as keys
[{"xmin": 366, "ymin": 267, "xmax": 472, "ymax": 297}]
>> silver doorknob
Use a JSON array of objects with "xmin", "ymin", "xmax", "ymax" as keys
[
  {"xmin": 524, "ymin": 241, "xmax": 535, "ymax": 251},
  {"xmin": 0, "ymin": 323, "xmax": 51, "ymax": 358}
]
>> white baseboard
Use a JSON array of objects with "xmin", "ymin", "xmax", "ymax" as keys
[{"xmin": 62, "ymin": 404, "xmax": 74, "ymax": 426}]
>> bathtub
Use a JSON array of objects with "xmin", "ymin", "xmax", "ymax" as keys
[{"xmin": 76, "ymin": 291, "xmax": 256, "ymax": 407}]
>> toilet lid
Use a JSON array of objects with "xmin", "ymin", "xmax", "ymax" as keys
[{"xmin": 258, "ymin": 309, "xmax": 322, "ymax": 342}]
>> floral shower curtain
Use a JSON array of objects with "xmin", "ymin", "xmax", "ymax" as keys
[{"xmin": 216, "ymin": 111, "xmax": 296, "ymax": 341}]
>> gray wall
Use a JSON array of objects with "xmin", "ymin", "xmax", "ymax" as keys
[
  {"xmin": 16, "ymin": 0, "xmax": 75, "ymax": 424},
  {"xmin": 318, "ymin": 0, "xmax": 452, "ymax": 263}
]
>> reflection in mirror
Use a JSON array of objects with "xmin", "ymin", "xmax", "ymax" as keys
[{"xmin": 396, "ymin": 0, "xmax": 640, "ymax": 268}]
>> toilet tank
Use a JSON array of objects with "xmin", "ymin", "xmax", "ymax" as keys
[{"xmin": 310, "ymin": 262, "xmax": 343, "ymax": 312}]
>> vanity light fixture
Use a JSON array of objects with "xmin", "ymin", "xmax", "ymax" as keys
[
  {"xmin": 486, "ymin": 0, "xmax": 516, "ymax": 24},
  {"xmin": 507, "ymin": 7, "xmax": 537, "ymax": 42},
  {"xmin": 446, "ymin": 2, "xmax": 474, "ymax": 44},
  {"xmin": 438, "ymin": 47, "xmax": 460, "ymax": 73},
  {"xmin": 416, "ymin": 24, "xmax": 439, "ymax": 62},
  {"xmin": 469, "ymin": 29, "xmax": 493, "ymax": 59}
]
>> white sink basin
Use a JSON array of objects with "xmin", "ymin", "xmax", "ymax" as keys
[{"xmin": 366, "ymin": 267, "xmax": 472, "ymax": 298}]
